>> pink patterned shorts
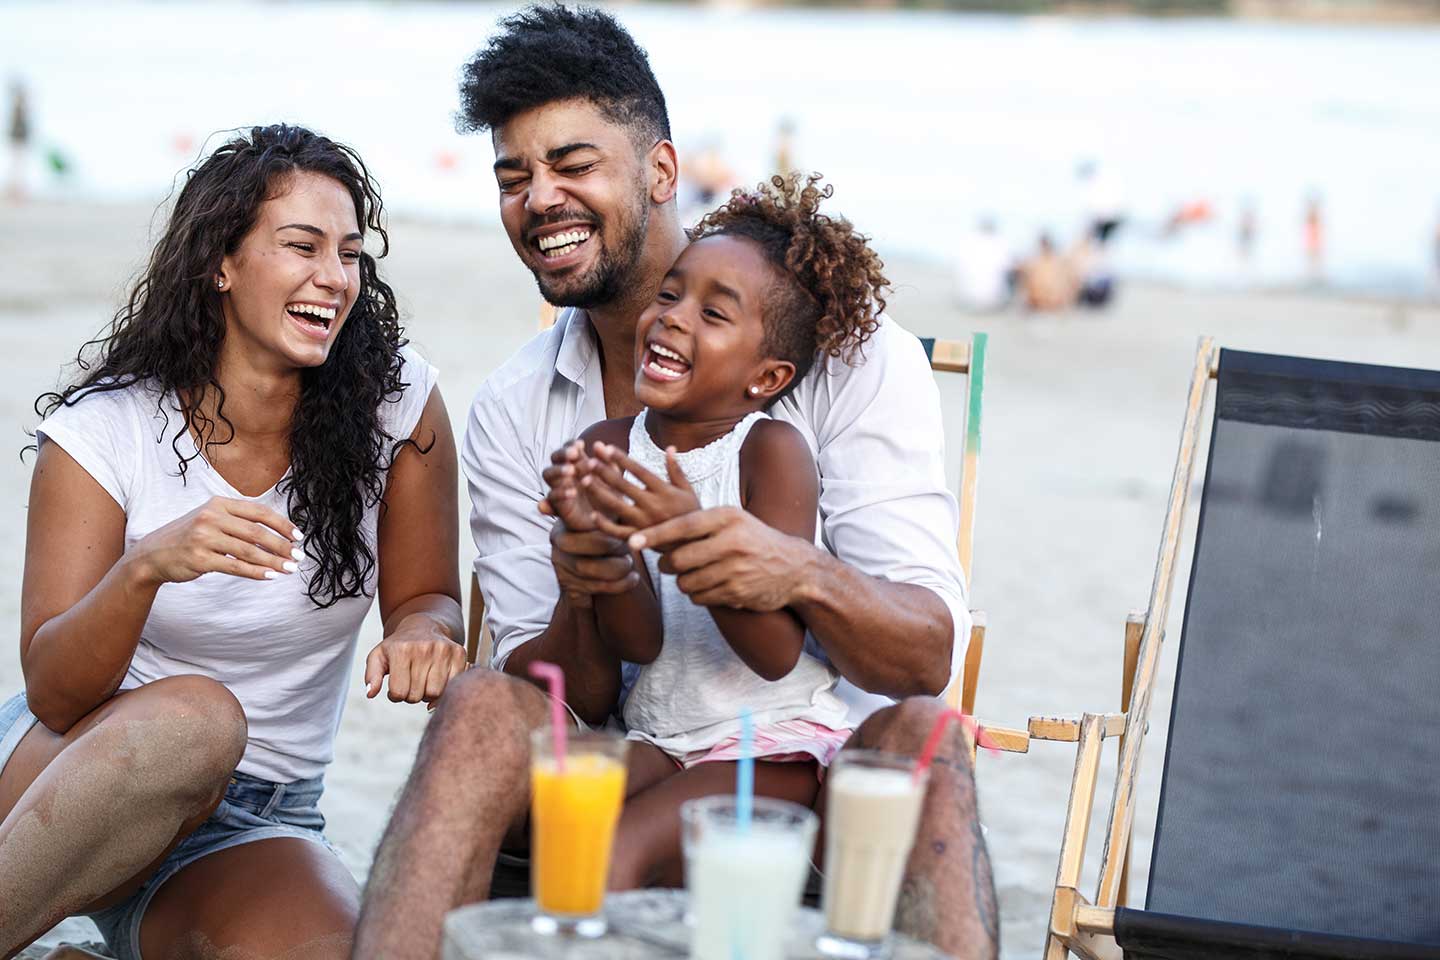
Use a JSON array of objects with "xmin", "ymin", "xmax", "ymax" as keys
[{"xmin": 678, "ymin": 719, "xmax": 854, "ymax": 772}]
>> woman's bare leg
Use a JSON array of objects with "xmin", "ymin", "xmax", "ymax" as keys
[
  {"xmin": 140, "ymin": 837, "xmax": 358, "ymax": 960},
  {"xmin": 0, "ymin": 676, "xmax": 246, "ymax": 957}
]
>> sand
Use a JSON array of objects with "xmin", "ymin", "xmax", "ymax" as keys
[{"xmin": 3, "ymin": 200, "xmax": 1439, "ymax": 958}]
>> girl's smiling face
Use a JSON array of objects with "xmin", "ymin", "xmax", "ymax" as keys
[{"xmin": 634, "ymin": 234, "xmax": 796, "ymax": 420}]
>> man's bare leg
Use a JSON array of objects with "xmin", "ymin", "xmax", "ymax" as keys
[
  {"xmin": 830, "ymin": 697, "xmax": 999, "ymax": 960},
  {"xmin": 353, "ymin": 670, "xmax": 549, "ymax": 960}
]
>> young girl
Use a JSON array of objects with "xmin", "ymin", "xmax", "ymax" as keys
[{"xmin": 544, "ymin": 173, "xmax": 889, "ymax": 885}]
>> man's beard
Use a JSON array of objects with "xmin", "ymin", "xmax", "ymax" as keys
[{"xmin": 533, "ymin": 194, "xmax": 650, "ymax": 310}]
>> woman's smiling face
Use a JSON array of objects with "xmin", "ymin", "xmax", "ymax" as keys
[
  {"xmin": 634, "ymin": 234, "xmax": 795, "ymax": 418},
  {"xmin": 217, "ymin": 171, "xmax": 363, "ymax": 372}
]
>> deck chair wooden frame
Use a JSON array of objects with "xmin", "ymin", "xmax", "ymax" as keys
[
  {"xmin": 1040, "ymin": 337, "xmax": 1219, "ymax": 960},
  {"xmin": 464, "ymin": 331, "xmax": 996, "ymax": 721}
]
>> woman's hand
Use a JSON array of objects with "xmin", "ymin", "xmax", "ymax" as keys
[
  {"xmin": 130, "ymin": 495, "xmax": 302, "ymax": 586},
  {"xmin": 363, "ymin": 614, "xmax": 467, "ymax": 705},
  {"xmin": 580, "ymin": 442, "xmax": 701, "ymax": 539}
]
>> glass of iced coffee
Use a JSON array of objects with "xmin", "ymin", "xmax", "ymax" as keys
[{"xmin": 816, "ymin": 750, "xmax": 928, "ymax": 959}]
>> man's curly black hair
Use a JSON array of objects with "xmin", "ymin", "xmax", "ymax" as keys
[
  {"xmin": 33, "ymin": 124, "xmax": 419, "ymax": 609},
  {"xmin": 459, "ymin": 4, "xmax": 670, "ymax": 148}
]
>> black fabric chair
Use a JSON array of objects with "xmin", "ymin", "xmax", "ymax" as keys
[{"xmin": 1045, "ymin": 344, "xmax": 1440, "ymax": 960}]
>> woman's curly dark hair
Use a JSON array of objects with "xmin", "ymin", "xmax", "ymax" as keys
[
  {"xmin": 688, "ymin": 173, "xmax": 888, "ymax": 392},
  {"xmin": 33, "ymin": 124, "xmax": 416, "ymax": 608}
]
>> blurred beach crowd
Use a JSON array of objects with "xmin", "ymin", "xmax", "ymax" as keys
[{"xmin": 6, "ymin": 0, "xmax": 1440, "ymax": 311}]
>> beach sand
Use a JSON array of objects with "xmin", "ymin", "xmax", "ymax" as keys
[{"xmin": 4, "ymin": 200, "xmax": 1439, "ymax": 957}]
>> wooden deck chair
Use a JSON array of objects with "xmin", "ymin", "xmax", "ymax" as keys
[
  {"xmin": 465, "ymin": 332, "xmax": 994, "ymax": 723},
  {"xmin": 1044, "ymin": 338, "xmax": 1440, "ymax": 960}
]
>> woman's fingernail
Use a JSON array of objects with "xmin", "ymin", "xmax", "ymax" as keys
[
  {"xmin": 282, "ymin": 560, "xmax": 299, "ymax": 573},
  {"xmin": 629, "ymin": 534, "xmax": 646, "ymax": 549},
  {"xmin": 291, "ymin": 547, "xmax": 304, "ymax": 561},
  {"xmin": 292, "ymin": 528, "xmax": 305, "ymax": 541},
  {"xmin": 264, "ymin": 570, "xmax": 280, "ymax": 580}
]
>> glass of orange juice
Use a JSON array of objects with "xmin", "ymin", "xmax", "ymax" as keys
[{"xmin": 529, "ymin": 728, "xmax": 628, "ymax": 936}]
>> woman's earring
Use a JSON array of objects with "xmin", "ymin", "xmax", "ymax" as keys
[
  {"xmin": 749, "ymin": 386, "xmax": 759, "ymax": 396},
  {"xmin": 215, "ymin": 277, "xmax": 225, "ymax": 290}
]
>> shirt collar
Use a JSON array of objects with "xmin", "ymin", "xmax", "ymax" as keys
[{"xmin": 554, "ymin": 307, "xmax": 597, "ymax": 387}]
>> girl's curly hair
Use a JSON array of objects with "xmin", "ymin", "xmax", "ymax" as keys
[
  {"xmin": 688, "ymin": 173, "xmax": 888, "ymax": 392},
  {"xmin": 33, "ymin": 124, "xmax": 417, "ymax": 609}
]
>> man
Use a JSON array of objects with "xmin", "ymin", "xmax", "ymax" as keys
[{"xmin": 353, "ymin": 7, "xmax": 997, "ymax": 959}]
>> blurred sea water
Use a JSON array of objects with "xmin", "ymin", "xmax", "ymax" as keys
[{"xmin": 4, "ymin": 1, "xmax": 1440, "ymax": 295}]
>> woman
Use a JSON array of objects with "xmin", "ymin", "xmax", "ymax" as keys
[{"xmin": 0, "ymin": 124, "xmax": 464, "ymax": 960}]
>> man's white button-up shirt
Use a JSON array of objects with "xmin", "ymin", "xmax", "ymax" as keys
[{"xmin": 462, "ymin": 308, "xmax": 970, "ymax": 725}]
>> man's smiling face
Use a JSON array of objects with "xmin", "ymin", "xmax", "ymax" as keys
[{"xmin": 493, "ymin": 97, "xmax": 651, "ymax": 308}]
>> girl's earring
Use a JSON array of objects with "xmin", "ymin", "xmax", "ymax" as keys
[
  {"xmin": 215, "ymin": 277, "xmax": 225, "ymax": 290},
  {"xmin": 749, "ymin": 386, "xmax": 759, "ymax": 396}
]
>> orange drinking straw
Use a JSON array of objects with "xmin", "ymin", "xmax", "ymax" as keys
[
  {"xmin": 527, "ymin": 660, "xmax": 568, "ymax": 771},
  {"xmin": 913, "ymin": 709, "xmax": 1000, "ymax": 785}
]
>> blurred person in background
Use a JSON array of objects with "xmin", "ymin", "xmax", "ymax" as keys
[
  {"xmin": 1304, "ymin": 192, "xmax": 1325, "ymax": 282},
  {"xmin": 1071, "ymin": 235, "xmax": 1116, "ymax": 309},
  {"xmin": 951, "ymin": 217, "xmax": 1013, "ymax": 311},
  {"xmin": 1078, "ymin": 159, "xmax": 1125, "ymax": 246},
  {"xmin": 1238, "ymin": 199, "xmax": 1258, "ymax": 264},
  {"xmin": 773, "ymin": 115, "xmax": 797, "ymax": 178},
  {"xmin": 6, "ymin": 79, "xmax": 31, "ymax": 202},
  {"xmin": 1431, "ymin": 205, "xmax": 1439, "ymax": 295},
  {"xmin": 676, "ymin": 136, "xmax": 736, "ymax": 225},
  {"xmin": 1017, "ymin": 232, "xmax": 1080, "ymax": 311},
  {"xmin": 0, "ymin": 124, "xmax": 463, "ymax": 960}
]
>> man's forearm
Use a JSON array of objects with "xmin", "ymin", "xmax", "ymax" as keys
[
  {"xmin": 502, "ymin": 594, "xmax": 621, "ymax": 724},
  {"xmin": 789, "ymin": 545, "xmax": 954, "ymax": 698}
]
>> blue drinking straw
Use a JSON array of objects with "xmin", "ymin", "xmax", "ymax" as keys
[{"xmin": 736, "ymin": 708, "xmax": 754, "ymax": 834}]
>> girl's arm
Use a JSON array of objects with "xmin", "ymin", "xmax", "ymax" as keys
[
  {"xmin": 704, "ymin": 420, "xmax": 817, "ymax": 680},
  {"xmin": 21, "ymin": 446, "xmax": 299, "ymax": 733},
  {"xmin": 369, "ymin": 386, "xmax": 466, "ymax": 705},
  {"xmin": 573, "ymin": 420, "xmax": 664, "ymax": 665}
]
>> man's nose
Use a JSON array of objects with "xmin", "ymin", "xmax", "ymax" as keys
[{"xmin": 525, "ymin": 169, "xmax": 565, "ymax": 215}]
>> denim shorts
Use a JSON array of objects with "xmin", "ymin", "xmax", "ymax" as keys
[{"xmin": 0, "ymin": 692, "xmax": 336, "ymax": 960}]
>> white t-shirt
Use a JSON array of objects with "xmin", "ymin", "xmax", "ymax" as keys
[
  {"xmin": 465, "ymin": 310, "xmax": 970, "ymax": 728},
  {"xmin": 34, "ymin": 346, "xmax": 438, "ymax": 782}
]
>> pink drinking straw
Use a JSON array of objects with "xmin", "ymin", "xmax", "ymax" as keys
[
  {"xmin": 913, "ymin": 709, "xmax": 1001, "ymax": 785},
  {"xmin": 527, "ymin": 660, "xmax": 568, "ymax": 772}
]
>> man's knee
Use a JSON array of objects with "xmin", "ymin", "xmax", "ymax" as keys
[
  {"xmin": 428, "ymin": 668, "xmax": 546, "ymax": 753},
  {"xmin": 853, "ymin": 698, "xmax": 971, "ymax": 769}
]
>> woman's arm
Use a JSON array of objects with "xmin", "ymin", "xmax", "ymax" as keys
[
  {"xmin": 21, "ymin": 444, "xmax": 299, "ymax": 733},
  {"xmin": 370, "ymin": 386, "xmax": 466, "ymax": 705},
  {"xmin": 704, "ymin": 420, "xmax": 817, "ymax": 681}
]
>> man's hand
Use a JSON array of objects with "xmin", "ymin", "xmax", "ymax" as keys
[
  {"xmin": 629, "ymin": 506, "xmax": 816, "ymax": 610},
  {"xmin": 549, "ymin": 523, "xmax": 639, "ymax": 607},
  {"xmin": 581, "ymin": 442, "xmax": 701, "ymax": 540}
]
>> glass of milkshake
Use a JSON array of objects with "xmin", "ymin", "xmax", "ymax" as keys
[
  {"xmin": 681, "ymin": 795, "xmax": 818, "ymax": 960},
  {"xmin": 816, "ymin": 750, "xmax": 928, "ymax": 959}
]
